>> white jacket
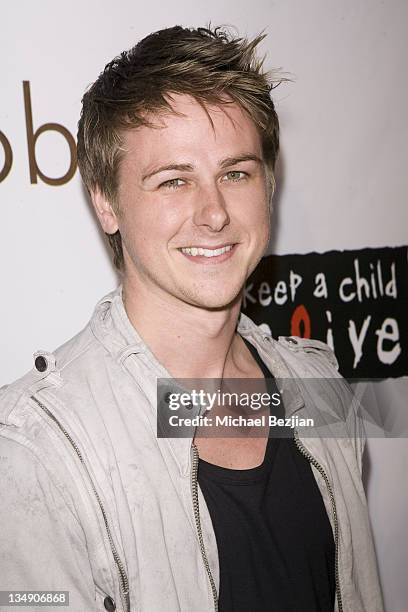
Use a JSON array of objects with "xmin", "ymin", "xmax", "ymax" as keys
[{"xmin": 0, "ymin": 286, "xmax": 384, "ymax": 612}]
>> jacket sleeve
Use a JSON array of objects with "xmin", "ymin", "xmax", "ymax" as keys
[{"xmin": 0, "ymin": 435, "xmax": 98, "ymax": 611}]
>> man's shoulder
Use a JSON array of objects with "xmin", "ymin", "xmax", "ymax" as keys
[
  {"xmin": 0, "ymin": 323, "xmax": 98, "ymax": 428},
  {"xmin": 239, "ymin": 314, "xmax": 365, "ymax": 469},
  {"xmin": 238, "ymin": 311, "xmax": 340, "ymax": 375},
  {"xmin": 0, "ymin": 289, "xmax": 122, "ymax": 427}
]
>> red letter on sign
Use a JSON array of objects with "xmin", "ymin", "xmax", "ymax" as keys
[{"xmin": 291, "ymin": 304, "xmax": 311, "ymax": 338}]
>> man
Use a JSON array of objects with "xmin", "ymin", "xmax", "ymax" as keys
[{"xmin": 0, "ymin": 26, "xmax": 383, "ymax": 612}]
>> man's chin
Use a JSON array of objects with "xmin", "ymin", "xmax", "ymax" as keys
[{"xmin": 182, "ymin": 288, "xmax": 243, "ymax": 311}]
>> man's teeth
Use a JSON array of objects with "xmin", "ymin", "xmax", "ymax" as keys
[{"xmin": 181, "ymin": 245, "xmax": 233, "ymax": 257}]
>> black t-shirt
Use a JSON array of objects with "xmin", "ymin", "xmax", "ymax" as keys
[{"xmin": 197, "ymin": 337, "xmax": 335, "ymax": 611}]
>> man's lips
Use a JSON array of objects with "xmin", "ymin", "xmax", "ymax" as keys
[{"xmin": 177, "ymin": 243, "xmax": 238, "ymax": 264}]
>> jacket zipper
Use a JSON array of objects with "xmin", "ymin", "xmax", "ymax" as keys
[
  {"xmin": 293, "ymin": 428, "xmax": 343, "ymax": 612},
  {"xmin": 30, "ymin": 395, "xmax": 130, "ymax": 612},
  {"xmin": 191, "ymin": 443, "xmax": 218, "ymax": 612}
]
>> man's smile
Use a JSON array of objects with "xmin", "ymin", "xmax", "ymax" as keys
[{"xmin": 177, "ymin": 243, "xmax": 238, "ymax": 264}]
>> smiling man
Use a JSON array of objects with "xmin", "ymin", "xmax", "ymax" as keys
[{"xmin": 0, "ymin": 26, "xmax": 383, "ymax": 612}]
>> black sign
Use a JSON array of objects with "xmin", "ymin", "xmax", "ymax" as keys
[{"xmin": 243, "ymin": 246, "xmax": 408, "ymax": 378}]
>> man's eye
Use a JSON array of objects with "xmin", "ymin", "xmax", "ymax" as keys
[
  {"xmin": 224, "ymin": 171, "xmax": 247, "ymax": 182},
  {"xmin": 159, "ymin": 178, "xmax": 185, "ymax": 190}
]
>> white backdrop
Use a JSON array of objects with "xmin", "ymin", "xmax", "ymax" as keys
[{"xmin": 1, "ymin": 1, "xmax": 407, "ymax": 610}]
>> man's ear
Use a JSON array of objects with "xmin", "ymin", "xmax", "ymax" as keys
[{"xmin": 90, "ymin": 189, "xmax": 119, "ymax": 234}]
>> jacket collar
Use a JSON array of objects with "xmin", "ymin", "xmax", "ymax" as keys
[{"xmin": 90, "ymin": 285, "xmax": 305, "ymax": 476}]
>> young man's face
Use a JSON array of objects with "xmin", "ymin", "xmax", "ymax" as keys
[{"xmin": 103, "ymin": 94, "xmax": 271, "ymax": 309}]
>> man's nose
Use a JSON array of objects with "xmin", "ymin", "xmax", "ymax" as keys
[{"xmin": 192, "ymin": 183, "xmax": 230, "ymax": 232}]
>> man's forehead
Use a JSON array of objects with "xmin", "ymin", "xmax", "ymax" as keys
[
  {"xmin": 128, "ymin": 93, "xmax": 254, "ymax": 135},
  {"xmin": 121, "ymin": 93, "xmax": 261, "ymax": 156}
]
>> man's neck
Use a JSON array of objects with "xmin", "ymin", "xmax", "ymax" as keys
[{"xmin": 122, "ymin": 277, "xmax": 246, "ymax": 380}]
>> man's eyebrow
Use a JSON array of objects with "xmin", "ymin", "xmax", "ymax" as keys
[
  {"xmin": 142, "ymin": 163, "xmax": 194, "ymax": 182},
  {"xmin": 141, "ymin": 154, "xmax": 263, "ymax": 182},
  {"xmin": 219, "ymin": 154, "xmax": 263, "ymax": 169}
]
